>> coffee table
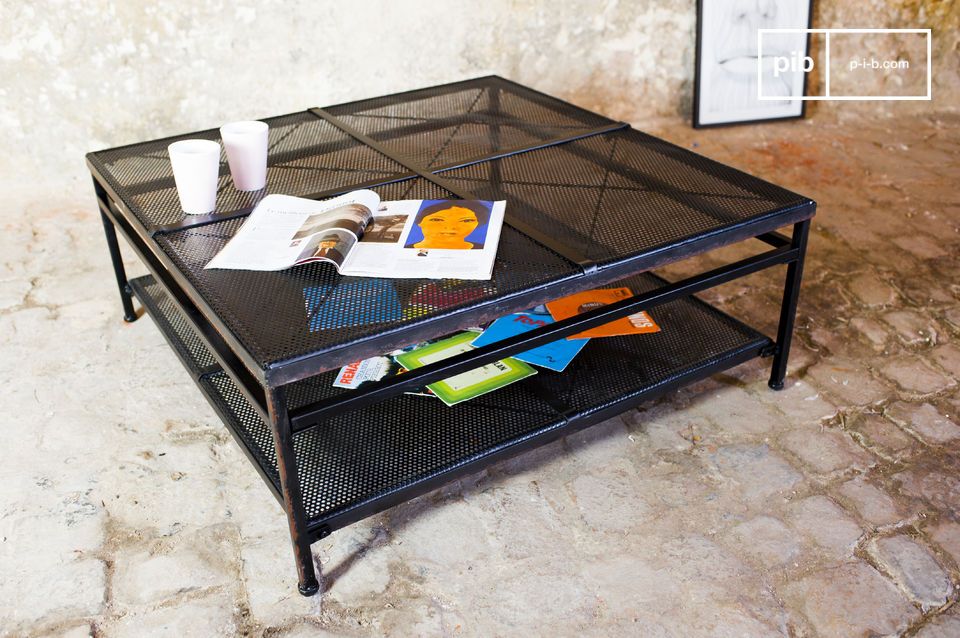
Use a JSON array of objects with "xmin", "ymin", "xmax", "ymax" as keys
[{"xmin": 87, "ymin": 76, "xmax": 814, "ymax": 596}]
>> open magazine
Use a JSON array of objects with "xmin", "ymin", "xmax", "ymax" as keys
[{"xmin": 204, "ymin": 190, "xmax": 506, "ymax": 280}]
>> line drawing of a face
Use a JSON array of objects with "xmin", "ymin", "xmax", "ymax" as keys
[
  {"xmin": 413, "ymin": 206, "xmax": 479, "ymax": 250},
  {"xmin": 708, "ymin": 0, "xmax": 805, "ymax": 112}
]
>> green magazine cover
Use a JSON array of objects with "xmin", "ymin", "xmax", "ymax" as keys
[{"xmin": 393, "ymin": 331, "xmax": 536, "ymax": 406}]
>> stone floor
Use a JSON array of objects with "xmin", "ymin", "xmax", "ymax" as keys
[{"xmin": 1, "ymin": 109, "xmax": 958, "ymax": 637}]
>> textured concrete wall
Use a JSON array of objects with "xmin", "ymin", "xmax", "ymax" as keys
[
  {"xmin": 814, "ymin": 1, "xmax": 959, "ymax": 115},
  {"xmin": 0, "ymin": 0, "xmax": 956, "ymax": 197}
]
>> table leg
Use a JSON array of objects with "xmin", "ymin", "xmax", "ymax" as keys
[
  {"xmin": 94, "ymin": 179, "xmax": 137, "ymax": 322},
  {"xmin": 266, "ymin": 385, "xmax": 321, "ymax": 596},
  {"xmin": 768, "ymin": 219, "xmax": 811, "ymax": 390}
]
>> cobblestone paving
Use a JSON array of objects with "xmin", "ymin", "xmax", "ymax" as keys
[{"xmin": 1, "ymin": 111, "xmax": 957, "ymax": 636}]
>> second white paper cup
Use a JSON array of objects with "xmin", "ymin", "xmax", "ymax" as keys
[
  {"xmin": 168, "ymin": 139, "xmax": 221, "ymax": 215},
  {"xmin": 220, "ymin": 120, "xmax": 268, "ymax": 191}
]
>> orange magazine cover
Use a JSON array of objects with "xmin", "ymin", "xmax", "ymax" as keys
[{"xmin": 545, "ymin": 287, "xmax": 660, "ymax": 340}]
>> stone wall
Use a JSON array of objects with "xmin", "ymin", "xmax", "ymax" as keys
[{"xmin": 0, "ymin": 0, "xmax": 956, "ymax": 196}]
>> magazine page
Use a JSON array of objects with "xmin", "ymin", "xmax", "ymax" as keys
[
  {"xmin": 340, "ymin": 199, "xmax": 506, "ymax": 280},
  {"xmin": 204, "ymin": 190, "xmax": 380, "ymax": 271},
  {"xmin": 393, "ymin": 331, "xmax": 536, "ymax": 407},
  {"xmin": 331, "ymin": 342, "xmax": 437, "ymax": 398},
  {"xmin": 545, "ymin": 287, "xmax": 661, "ymax": 340},
  {"xmin": 470, "ymin": 310, "xmax": 589, "ymax": 372}
]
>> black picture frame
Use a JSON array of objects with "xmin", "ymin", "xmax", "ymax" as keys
[{"xmin": 693, "ymin": 0, "xmax": 814, "ymax": 129}]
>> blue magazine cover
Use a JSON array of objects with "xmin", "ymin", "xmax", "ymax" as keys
[
  {"xmin": 304, "ymin": 280, "xmax": 403, "ymax": 331},
  {"xmin": 471, "ymin": 311, "xmax": 589, "ymax": 372}
]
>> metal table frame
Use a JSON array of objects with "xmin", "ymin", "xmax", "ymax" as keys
[{"xmin": 88, "ymin": 76, "xmax": 813, "ymax": 596}]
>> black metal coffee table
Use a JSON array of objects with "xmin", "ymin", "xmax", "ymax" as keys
[{"xmin": 87, "ymin": 76, "xmax": 814, "ymax": 596}]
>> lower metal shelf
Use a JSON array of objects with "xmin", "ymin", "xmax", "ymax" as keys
[{"xmin": 129, "ymin": 273, "xmax": 771, "ymax": 536}]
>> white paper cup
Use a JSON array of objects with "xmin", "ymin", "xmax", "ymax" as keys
[
  {"xmin": 220, "ymin": 120, "xmax": 268, "ymax": 191},
  {"xmin": 168, "ymin": 139, "xmax": 221, "ymax": 215}
]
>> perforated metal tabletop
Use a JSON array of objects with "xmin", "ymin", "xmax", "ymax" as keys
[{"xmin": 87, "ymin": 76, "xmax": 814, "ymax": 386}]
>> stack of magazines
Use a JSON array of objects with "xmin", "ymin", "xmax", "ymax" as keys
[{"xmin": 332, "ymin": 289, "xmax": 661, "ymax": 407}]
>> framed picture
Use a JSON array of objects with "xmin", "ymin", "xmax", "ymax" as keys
[{"xmin": 693, "ymin": 0, "xmax": 814, "ymax": 128}]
